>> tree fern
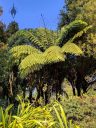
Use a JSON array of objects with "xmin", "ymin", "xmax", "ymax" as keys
[{"xmin": 9, "ymin": 20, "xmax": 87, "ymax": 78}]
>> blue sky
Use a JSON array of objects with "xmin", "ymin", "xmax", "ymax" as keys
[{"xmin": 0, "ymin": 0, "xmax": 64, "ymax": 30}]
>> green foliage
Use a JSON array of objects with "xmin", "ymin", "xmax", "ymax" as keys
[
  {"xmin": 57, "ymin": 20, "xmax": 88, "ymax": 46},
  {"xmin": 68, "ymin": 26, "xmax": 92, "ymax": 44},
  {"xmin": 0, "ymin": 104, "xmax": 13, "ymax": 128},
  {"xmin": 59, "ymin": 0, "xmax": 96, "ymax": 58},
  {"xmin": 8, "ymin": 32, "xmax": 31, "ymax": 48},
  {"xmin": 44, "ymin": 46, "xmax": 65, "ymax": 64},
  {"xmin": 66, "ymin": 0, "xmax": 96, "ymax": 28},
  {"xmin": 8, "ymin": 28, "xmax": 58, "ymax": 50},
  {"xmin": 19, "ymin": 53, "xmax": 45, "ymax": 78},
  {"xmin": 10, "ymin": 45, "xmax": 42, "ymax": 64},
  {"xmin": 59, "ymin": 0, "xmax": 96, "ymax": 28},
  {"xmin": 19, "ymin": 46, "xmax": 65, "ymax": 78},
  {"xmin": 8, "ymin": 30, "xmax": 41, "ymax": 48},
  {"xmin": 31, "ymin": 28, "xmax": 58, "ymax": 50},
  {"xmin": 9, "ymin": 20, "xmax": 85, "ymax": 78},
  {"xmin": 58, "ymin": 9, "xmax": 70, "ymax": 29},
  {"xmin": 0, "ymin": 45, "xmax": 9, "ymax": 83},
  {"xmin": 60, "ymin": 95, "xmax": 96, "ymax": 128},
  {"xmin": 6, "ymin": 21, "xmax": 19, "ymax": 38},
  {"xmin": 11, "ymin": 44, "xmax": 82, "ymax": 78},
  {"xmin": 10, "ymin": 98, "xmax": 54, "ymax": 128},
  {"xmin": 62, "ymin": 43, "xmax": 83, "ymax": 55},
  {"xmin": 0, "ymin": 21, "xmax": 7, "ymax": 43},
  {"xmin": 53, "ymin": 102, "xmax": 69, "ymax": 128},
  {"xmin": 0, "ymin": 97, "xmax": 80, "ymax": 128}
]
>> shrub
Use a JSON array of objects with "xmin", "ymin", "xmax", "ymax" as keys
[{"xmin": 0, "ymin": 96, "xmax": 80, "ymax": 128}]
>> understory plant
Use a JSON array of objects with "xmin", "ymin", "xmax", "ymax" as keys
[{"xmin": 0, "ymin": 96, "xmax": 80, "ymax": 128}]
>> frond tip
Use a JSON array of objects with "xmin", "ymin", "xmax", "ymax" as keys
[
  {"xmin": 10, "ymin": 45, "xmax": 42, "ymax": 64},
  {"xmin": 62, "ymin": 43, "xmax": 83, "ymax": 55},
  {"xmin": 57, "ymin": 20, "xmax": 88, "ymax": 46}
]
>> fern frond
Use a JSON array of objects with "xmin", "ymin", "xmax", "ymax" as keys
[
  {"xmin": 8, "ymin": 30, "xmax": 44, "ymax": 50},
  {"xmin": 19, "ymin": 46, "xmax": 66, "ymax": 78},
  {"xmin": 10, "ymin": 45, "xmax": 41, "ymax": 64},
  {"xmin": 62, "ymin": 43, "xmax": 83, "ymax": 55},
  {"xmin": 44, "ymin": 46, "xmax": 66, "ymax": 64},
  {"xmin": 69, "ymin": 25, "xmax": 92, "ymax": 43},
  {"xmin": 57, "ymin": 20, "xmax": 88, "ymax": 46},
  {"xmin": 8, "ymin": 29, "xmax": 58, "ymax": 51},
  {"xmin": 31, "ymin": 28, "xmax": 58, "ymax": 50},
  {"xmin": 19, "ymin": 53, "xmax": 45, "ymax": 78}
]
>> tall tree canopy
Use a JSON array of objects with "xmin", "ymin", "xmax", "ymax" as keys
[
  {"xmin": 59, "ymin": 0, "xmax": 96, "ymax": 29},
  {"xmin": 0, "ymin": 6, "xmax": 3, "ymax": 16},
  {"xmin": 58, "ymin": 0, "xmax": 96, "ymax": 57}
]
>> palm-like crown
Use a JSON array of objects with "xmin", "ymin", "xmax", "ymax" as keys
[{"xmin": 9, "ymin": 20, "xmax": 91, "ymax": 78}]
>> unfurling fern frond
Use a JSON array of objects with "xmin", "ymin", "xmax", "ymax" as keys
[
  {"xmin": 19, "ymin": 53, "xmax": 45, "ymax": 78},
  {"xmin": 57, "ymin": 20, "xmax": 88, "ymax": 46},
  {"xmin": 62, "ymin": 43, "xmax": 83, "ymax": 55}
]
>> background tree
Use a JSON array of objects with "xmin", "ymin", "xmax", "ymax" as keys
[
  {"xmin": 0, "ymin": 7, "xmax": 7, "ymax": 44},
  {"xmin": 59, "ymin": 0, "xmax": 96, "ymax": 29},
  {"xmin": 0, "ymin": 6, "xmax": 3, "ymax": 16},
  {"xmin": 6, "ymin": 21, "xmax": 19, "ymax": 38},
  {"xmin": 0, "ymin": 22, "xmax": 7, "ymax": 44},
  {"xmin": 58, "ymin": 0, "xmax": 96, "ymax": 77}
]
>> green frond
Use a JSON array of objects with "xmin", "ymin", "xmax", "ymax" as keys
[
  {"xmin": 19, "ymin": 53, "xmax": 45, "ymax": 78},
  {"xmin": 31, "ymin": 28, "xmax": 58, "ymax": 50},
  {"xmin": 8, "ymin": 29, "xmax": 58, "ymax": 51},
  {"xmin": 44, "ymin": 46, "xmax": 65, "ymax": 64},
  {"xmin": 57, "ymin": 20, "xmax": 88, "ymax": 46},
  {"xmin": 10, "ymin": 45, "xmax": 41, "ymax": 64},
  {"xmin": 62, "ymin": 43, "xmax": 83, "ymax": 55},
  {"xmin": 19, "ymin": 46, "xmax": 66, "ymax": 78},
  {"xmin": 8, "ymin": 30, "xmax": 44, "ymax": 50},
  {"xmin": 69, "ymin": 25, "xmax": 92, "ymax": 43}
]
